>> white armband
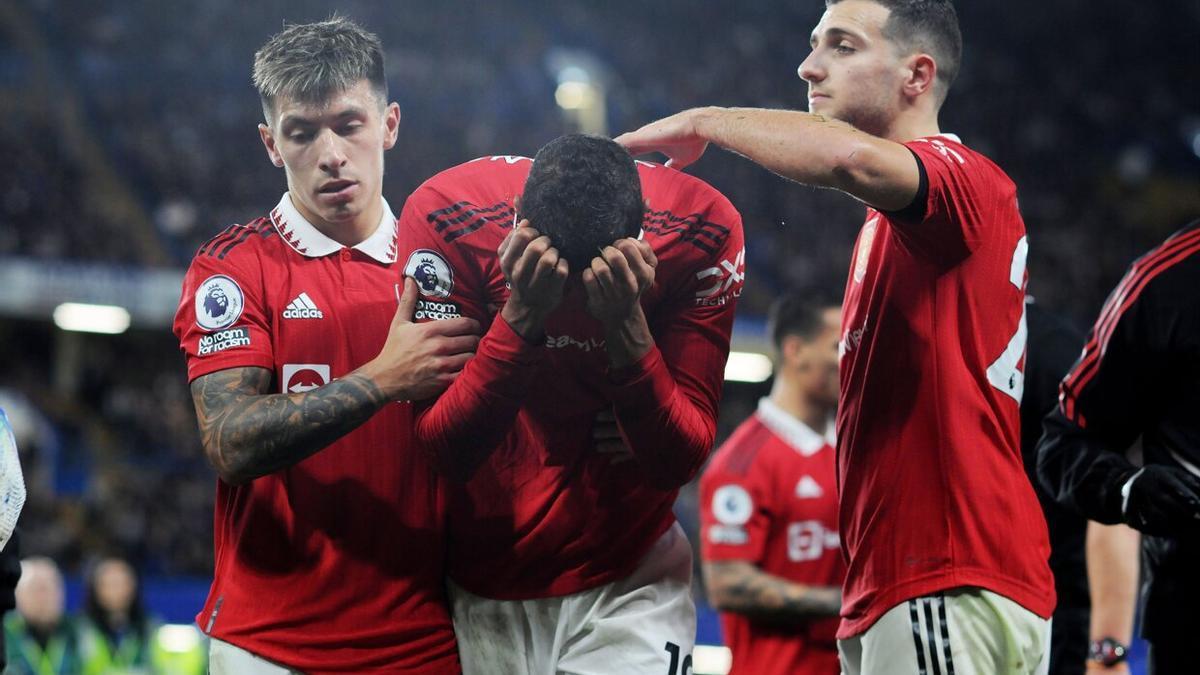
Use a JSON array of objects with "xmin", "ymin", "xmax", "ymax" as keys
[{"xmin": 0, "ymin": 408, "xmax": 25, "ymax": 552}]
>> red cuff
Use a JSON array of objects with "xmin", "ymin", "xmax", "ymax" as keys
[
  {"xmin": 482, "ymin": 314, "xmax": 543, "ymax": 367},
  {"xmin": 608, "ymin": 347, "xmax": 674, "ymax": 414}
]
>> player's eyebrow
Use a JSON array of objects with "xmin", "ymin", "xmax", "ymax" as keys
[
  {"xmin": 811, "ymin": 26, "xmax": 864, "ymax": 47},
  {"xmin": 330, "ymin": 106, "xmax": 368, "ymax": 120},
  {"xmin": 279, "ymin": 107, "xmax": 367, "ymax": 131},
  {"xmin": 279, "ymin": 114, "xmax": 316, "ymax": 131}
]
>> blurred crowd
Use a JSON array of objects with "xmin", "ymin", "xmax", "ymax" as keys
[
  {"xmin": 0, "ymin": 0, "xmax": 1196, "ymax": 593},
  {"xmin": 0, "ymin": 323, "xmax": 211, "ymax": 578},
  {"xmin": 3, "ymin": 555, "xmax": 205, "ymax": 672}
]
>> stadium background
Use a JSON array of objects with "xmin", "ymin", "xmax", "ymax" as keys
[{"xmin": 0, "ymin": 0, "xmax": 1196, "ymax": 672}]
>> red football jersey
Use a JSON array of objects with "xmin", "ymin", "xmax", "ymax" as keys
[
  {"xmin": 700, "ymin": 399, "xmax": 844, "ymax": 675},
  {"xmin": 397, "ymin": 155, "xmax": 744, "ymax": 599},
  {"xmin": 836, "ymin": 135, "xmax": 1055, "ymax": 638},
  {"xmin": 173, "ymin": 195, "xmax": 458, "ymax": 673}
]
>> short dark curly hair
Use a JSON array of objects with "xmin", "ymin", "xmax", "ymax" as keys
[{"xmin": 518, "ymin": 134, "xmax": 645, "ymax": 271}]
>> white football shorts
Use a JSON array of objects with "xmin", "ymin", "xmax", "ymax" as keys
[
  {"xmin": 209, "ymin": 638, "xmax": 301, "ymax": 675},
  {"xmin": 449, "ymin": 522, "xmax": 697, "ymax": 675},
  {"xmin": 838, "ymin": 587, "xmax": 1051, "ymax": 675}
]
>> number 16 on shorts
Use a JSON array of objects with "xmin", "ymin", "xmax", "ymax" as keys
[{"xmin": 665, "ymin": 641, "xmax": 692, "ymax": 675}]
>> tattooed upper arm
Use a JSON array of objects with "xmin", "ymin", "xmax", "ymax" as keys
[
  {"xmin": 704, "ymin": 560, "xmax": 755, "ymax": 601},
  {"xmin": 192, "ymin": 367, "xmax": 274, "ymax": 402},
  {"xmin": 703, "ymin": 560, "xmax": 841, "ymax": 620},
  {"xmin": 188, "ymin": 366, "xmax": 387, "ymax": 485},
  {"xmin": 190, "ymin": 367, "xmax": 274, "ymax": 478}
]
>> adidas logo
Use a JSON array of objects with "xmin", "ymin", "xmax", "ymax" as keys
[
  {"xmin": 795, "ymin": 475, "xmax": 824, "ymax": 499},
  {"xmin": 283, "ymin": 292, "xmax": 324, "ymax": 319}
]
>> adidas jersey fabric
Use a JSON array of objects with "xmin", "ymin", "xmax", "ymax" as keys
[
  {"xmin": 1038, "ymin": 220, "xmax": 1200, "ymax": 643},
  {"xmin": 837, "ymin": 135, "xmax": 1056, "ymax": 638},
  {"xmin": 172, "ymin": 194, "xmax": 459, "ymax": 673},
  {"xmin": 700, "ymin": 399, "xmax": 844, "ymax": 675},
  {"xmin": 397, "ymin": 155, "xmax": 745, "ymax": 600}
]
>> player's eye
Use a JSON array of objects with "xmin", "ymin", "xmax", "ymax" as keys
[
  {"xmin": 289, "ymin": 130, "xmax": 315, "ymax": 143},
  {"xmin": 835, "ymin": 44, "xmax": 856, "ymax": 54},
  {"xmin": 339, "ymin": 122, "xmax": 363, "ymax": 136}
]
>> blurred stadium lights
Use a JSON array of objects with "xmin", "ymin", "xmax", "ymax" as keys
[
  {"xmin": 546, "ymin": 48, "xmax": 609, "ymax": 135},
  {"xmin": 555, "ymin": 79, "xmax": 598, "ymax": 111},
  {"xmin": 692, "ymin": 644, "xmax": 733, "ymax": 675},
  {"xmin": 724, "ymin": 351, "xmax": 773, "ymax": 383},
  {"xmin": 156, "ymin": 623, "xmax": 205, "ymax": 653},
  {"xmin": 52, "ymin": 302, "xmax": 131, "ymax": 334},
  {"xmin": 0, "ymin": 257, "xmax": 182, "ymax": 327}
]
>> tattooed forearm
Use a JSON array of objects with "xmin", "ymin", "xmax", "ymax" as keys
[
  {"xmin": 190, "ymin": 367, "xmax": 389, "ymax": 484},
  {"xmin": 704, "ymin": 561, "xmax": 841, "ymax": 622}
]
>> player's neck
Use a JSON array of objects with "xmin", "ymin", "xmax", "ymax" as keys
[
  {"xmin": 768, "ymin": 380, "xmax": 831, "ymax": 435},
  {"xmin": 295, "ymin": 194, "xmax": 384, "ymax": 248},
  {"xmin": 883, "ymin": 108, "xmax": 942, "ymax": 144}
]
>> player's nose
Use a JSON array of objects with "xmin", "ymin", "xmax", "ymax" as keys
[
  {"xmin": 317, "ymin": 131, "xmax": 348, "ymax": 173},
  {"xmin": 798, "ymin": 52, "xmax": 824, "ymax": 84}
]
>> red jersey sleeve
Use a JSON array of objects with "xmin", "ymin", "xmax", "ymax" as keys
[
  {"xmin": 396, "ymin": 175, "xmax": 542, "ymax": 479},
  {"xmin": 173, "ymin": 226, "xmax": 274, "ymax": 382},
  {"xmin": 699, "ymin": 453, "xmax": 773, "ymax": 564},
  {"xmin": 893, "ymin": 137, "xmax": 1016, "ymax": 264},
  {"xmin": 610, "ymin": 170, "xmax": 744, "ymax": 488}
]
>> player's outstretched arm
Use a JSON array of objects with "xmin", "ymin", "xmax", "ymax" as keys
[
  {"xmin": 616, "ymin": 107, "xmax": 920, "ymax": 212},
  {"xmin": 704, "ymin": 560, "xmax": 841, "ymax": 623},
  {"xmin": 191, "ymin": 279, "xmax": 480, "ymax": 485}
]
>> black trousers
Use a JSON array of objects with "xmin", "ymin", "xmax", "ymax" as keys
[
  {"xmin": 1148, "ymin": 639, "xmax": 1187, "ymax": 675},
  {"xmin": 1048, "ymin": 607, "xmax": 1088, "ymax": 675}
]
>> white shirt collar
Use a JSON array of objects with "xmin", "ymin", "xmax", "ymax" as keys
[
  {"xmin": 756, "ymin": 398, "xmax": 835, "ymax": 457},
  {"xmin": 270, "ymin": 193, "xmax": 398, "ymax": 263}
]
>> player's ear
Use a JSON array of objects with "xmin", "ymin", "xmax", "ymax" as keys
[
  {"xmin": 259, "ymin": 123, "xmax": 285, "ymax": 168},
  {"xmin": 382, "ymin": 102, "xmax": 401, "ymax": 150},
  {"xmin": 780, "ymin": 334, "xmax": 806, "ymax": 368},
  {"xmin": 902, "ymin": 53, "xmax": 937, "ymax": 100}
]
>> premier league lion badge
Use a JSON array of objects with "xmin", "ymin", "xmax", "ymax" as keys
[
  {"xmin": 404, "ymin": 249, "xmax": 454, "ymax": 299},
  {"xmin": 195, "ymin": 274, "xmax": 245, "ymax": 331}
]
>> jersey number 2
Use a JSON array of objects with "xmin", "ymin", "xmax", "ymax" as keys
[{"xmin": 986, "ymin": 236, "xmax": 1028, "ymax": 403}]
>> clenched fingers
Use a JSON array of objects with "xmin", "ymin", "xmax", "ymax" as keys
[
  {"xmin": 587, "ymin": 255, "xmax": 617, "ymax": 301},
  {"xmin": 595, "ymin": 246, "xmax": 640, "ymax": 298},
  {"xmin": 510, "ymin": 235, "xmax": 555, "ymax": 285},
  {"xmin": 499, "ymin": 221, "xmax": 542, "ymax": 279},
  {"xmin": 530, "ymin": 243, "xmax": 564, "ymax": 287},
  {"xmin": 613, "ymin": 239, "xmax": 656, "ymax": 291}
]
